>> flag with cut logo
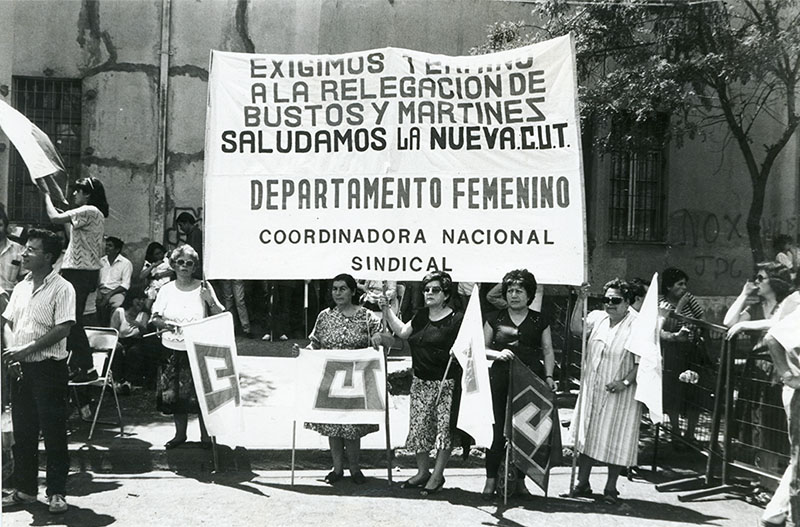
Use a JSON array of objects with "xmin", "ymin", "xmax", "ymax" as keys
[
  {"xmin": 507, "ymin": 357, "xmax": 561, "ymax": 493},
  {"xmin": 294, "ymin": 347, "xmax": 386, "ymax": 424},
  {"xmin": 182, "ymin": 312, "xmax": 245, "ymax": 446},
  {"xmin": 450, "ymin": 284, "xmax": 494, "ymax": 447},
  {"xmin": 625, "ymin": 272, "xmax": 664, "ymax": 424}
]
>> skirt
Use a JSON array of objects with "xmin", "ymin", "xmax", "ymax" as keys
[
  {"xmin": 405, "ymin": 376, "xmax": 454, "ymax": 452},
  {"xmin": 304, "ymin": 423, "xmax": 378, "ymax": 440},
  {"xmin": 156, "ymin": 349, "xmax": 200, "ymax": 415}
]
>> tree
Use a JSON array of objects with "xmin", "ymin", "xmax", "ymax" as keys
[{"xmin": 474, "ymin": 0, "xmax": 800, "ymax": 264}]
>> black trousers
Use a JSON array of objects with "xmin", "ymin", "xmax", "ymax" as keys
[
  {"xmin": 11, "ymin": 359, "xmax": 70, "ymax": 497},
  {"xmin": 62, "ymin": 268, "xmax": 98, "ymax": 371}
]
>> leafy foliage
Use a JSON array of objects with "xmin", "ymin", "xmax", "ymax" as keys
[{"xmin": 473, "ymin": 0, "xmax": 800, "ymax": 262}]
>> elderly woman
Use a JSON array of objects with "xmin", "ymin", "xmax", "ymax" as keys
[
  {"xmin": 569, "ymin": 279, "xmax": 641, "ymax": 504},
  {"xmin": 380, "ymin": 270, "xmax": 463, "ymax": 496},
  {"xmin": 150, "ymin": 245, "xmax": 224, "ymax": 449},
  {"xmin": 298, "ymin": 273, "xmax": 382, "ymax": 484},
  {"xmin": 43, "ymin": 176, "xmax": 109, "ymax": 382},
  {"xmin": 658, "ymin": 267, "xmax": 705, "ymax": 445},
  {"xmin": 481, "ymin": 269, "xmax": 555, "ymax": 499}
]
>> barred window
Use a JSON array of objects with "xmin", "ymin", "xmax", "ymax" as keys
[
  {"xmin": 8, "ymin": 77, "xmax": 82, "ymax": 224},
  {"xmin": 608, "ymin": 114, "xmax": 668, "ymax": 243}
]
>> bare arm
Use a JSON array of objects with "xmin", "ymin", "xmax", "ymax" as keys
[
  {"xmin": 2, "ymin": 321, "xmax": 73, "ymax": 362},
  {"xmin": 723, "ymin": 281, "xmax": 757, "ymax": 327},
  {"xmin": 43, "ymin": 193, "xmax": 73, "ymax": 224},
  {"xmin": 380, "ymin": 297, "xmax": 413, "ymax": 339}
]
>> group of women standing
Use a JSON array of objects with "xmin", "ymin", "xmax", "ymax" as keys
[{"xmin": 300, "ymin": 268, "xmax": 559, "ymax": 499}]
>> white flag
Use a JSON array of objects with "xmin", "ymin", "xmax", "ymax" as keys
[
  {"xmin": 625, "ymin": 273, "xmax": 665, "ymax": 424},
  {"xmin": 182, "ymin": 312, "xmax": 245, "ymax": 446},
  {"xmin": 293, "ymin": 347, "xmax": 386, "ymax": 425},
  {"xmin": 450, "ymin": 284, "xmax": 494, "ymax": 447},
  {"xmin": 0, "ymin": 100, "xmax": 65, "ymax": 180}
]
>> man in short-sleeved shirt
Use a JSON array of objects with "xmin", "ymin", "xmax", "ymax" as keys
[
  {"xmin": 1, "ymin": 229, "xmax": 75, "ymax": 514},
  {"xmin": 96, "ymin": 236, "xmax": 132, "ymax": 323}
]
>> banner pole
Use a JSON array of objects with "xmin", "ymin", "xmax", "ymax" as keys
[
  {"xmin": 434, "ymin": 356, "xmax": 454, "ymax": 407},
  {"xmin": 569, "ymin": 295, "xmax": 588, "ymax": 494},
  {"xmin": 291, "ymin": 420, "xmax": 297, "ymax": 487},
  {"xmin": 381, "ymin": 345, "xmax": 392, "ymax": 485},
  {"xmin": 504, "ymin": 441, "xmax": 510, "ymax": 506},
  {"xmin": 303, "ymin": 281, "xmax": 309, "ymax": 338},
  {"xmin": 211, "ymin": 436, "xmax": 219, "ymax": 473}
]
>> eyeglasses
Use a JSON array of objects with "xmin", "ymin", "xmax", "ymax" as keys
[
  {"xmin": 754, "ymin": 274, "xmax": 767, "ymax": 283},
  {"xmin": 175, "ymin": 259, "xmax": 195, "ymax": 267},
  {"xmin": 601, "ymin": 296, "xmax": 624, "ymax": 305},
  {"xmin": 423, "ymin": 286, "xmax": 443, "ymax": 294}
]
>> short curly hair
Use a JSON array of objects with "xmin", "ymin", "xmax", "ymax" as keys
[
  {"xmin": 501, "ymin": 269, "xmax": 537, "ymax": 305},
  {"xmin": 169, "ymin": 244, "xmax": 199, "ymax": 268},
  {"xmin": 422, "ymin": 271, "xmax": 453, "ymax": 302},
  {"xmin": 603, "ymin": 278, "xmax": 633, "ymax": 304}
]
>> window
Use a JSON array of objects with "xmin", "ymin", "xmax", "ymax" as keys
[
  {"xmin": 607, "ymin": 114, "xmax": 668, "ymax": 243},
  {"xmin": 8, "ymin": 77, "xmax": 82, "ymax": 224}
]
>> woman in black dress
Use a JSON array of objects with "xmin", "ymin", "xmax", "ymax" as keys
[{"xmin": 482, "ymin": 269, "xmax": 555, "ymax": 498}]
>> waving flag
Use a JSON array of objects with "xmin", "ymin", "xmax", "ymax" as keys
[
  {"xmin": 293, "ymin": 347, "xmax": 386, "ymax": 424},
  {"xmin": 182, "ymin": 312, "xmax": 245, "ymax": 446},
  {"xmin": 450, "ymin": 284, "xmax": 494, "ymax": 447},
  {"xmin": 625, "ymin": 273, "xmax": 664, "ymax": 424},
  {"xmin": 507, "ymin": 357, "xmax": 562, "ymax": 493}
]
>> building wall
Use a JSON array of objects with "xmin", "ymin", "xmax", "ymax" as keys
[{"xmin": 0, "ymin": 0, "xmax": 796, "ymax": 295}]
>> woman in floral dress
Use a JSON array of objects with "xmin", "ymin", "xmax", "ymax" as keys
[{"xmin": 301, "ymin": 273, "xmax": 381, "ymax": 484}]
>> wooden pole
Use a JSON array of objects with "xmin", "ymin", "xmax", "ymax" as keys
[
  {"xmin": 569, "ymin": 295, "xmax": 588, "ymax": 494},
  {"xmin": 382, "ymin": 345, "xmax": 393, "ymax": 485},
  {"xmin": 291, "ymin": 420, "xmax": 297, "ymax": 486}
]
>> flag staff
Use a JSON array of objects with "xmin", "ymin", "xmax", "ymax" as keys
[
  {"xmin": 569, "ymin": 292, "xmax": 588, "ymax": 494},
  {"xmin": 291, "ymin": 420, "xmax": 297, "ymax": 486},
  {"xmin": 381, "ymin": 345, "xmax": 393, "ymax": 485}
]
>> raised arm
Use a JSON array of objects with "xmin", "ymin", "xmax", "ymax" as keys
[{"xmin": 723, "ymin": 281, "xmax": 756, "ymax": 327}]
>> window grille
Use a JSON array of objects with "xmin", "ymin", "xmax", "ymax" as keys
[
  {"xmin": 608, "ymin": 115, "xmax": 667, "ymax": 243},
  {"xmin": 8, "ymin": 77, "xmax": 82, "ymax": 225}
]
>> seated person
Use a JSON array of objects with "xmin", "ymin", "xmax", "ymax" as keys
[
  {"xmin": 96, "ymin": 236, "xmax": 132, "ymax": 324},
  {"xmin": 109, "ymin": 291, "xmax": 151, "ymax": 391}
]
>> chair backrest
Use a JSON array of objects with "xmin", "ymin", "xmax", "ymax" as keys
[{"xmin": 84, "ymin": 327, "xmax": 119, "ymax": 378}]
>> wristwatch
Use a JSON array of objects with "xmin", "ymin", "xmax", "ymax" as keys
[{"xmin": 622, "ymin": 379, "xmax": 631, "ymax": 387}]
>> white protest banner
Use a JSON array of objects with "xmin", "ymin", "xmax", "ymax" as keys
[
  {"xmin": 293, "ymin": 348, "xmax": 386, "ymax": 425},
  {"xmin": 182, "ymin": 312, "xmax": 245, "ymax": 446},
  {"xmin": 204, "ymin": 34, "xmax": 585, "ymax": 283},
  {"xmin": 0, "ymin": 100, "xmax": 65, "ymax": 181}
]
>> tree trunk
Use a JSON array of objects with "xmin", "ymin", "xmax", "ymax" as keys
[{"xmin": 746, "ymin": 176, "xmax": 768, "ymax": 266}]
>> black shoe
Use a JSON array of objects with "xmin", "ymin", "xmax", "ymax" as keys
[
  {"xmin": 351, "ymin": 470, "xmax": 367, "ymax": 485},
  {"xmin": 562, "ymin": 483, "xmax": 592, "ymax": 498},
  {"xmin": 399, "ymin": 475, "xmax": 430, "ymax": 489},
  {"xmin": 324, "ymin": 470, "xmax": 344, "ymax": 484},
  {"xmin": 602, "ymin": 489, "xmax": 620, "ymax": 505},
  {"xmin": 70, "ymin": 368, "xmax": 99, "ymax": 383},
  {"xmin": 420, "ymin": 478, "xmax": 445, "ymax": 497},
  {"xmin": 165, "ymin": 437, "xmax": 187, "ymax": 450}
]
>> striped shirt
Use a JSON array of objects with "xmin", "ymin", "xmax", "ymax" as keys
[
  {"xmin": 62, "ymin": 205, "xmax": 104, "ymax": 270},
  {"xmin": 2, "ymin": 270, "xmax": 76, "ymax": 362}
]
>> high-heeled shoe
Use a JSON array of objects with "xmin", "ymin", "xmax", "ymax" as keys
[
  {"xmin": 323, "ymin": 470, "xmax": 344, "ymax": 484},
  {"xmin": 399, "ymin": 475, "xmax": 430, "ymax": 489},
  {"xmin": 165, "ymin": 437, "xmax": 186, "ymax": 450},
  {"xmin": 481, "ymin": 478, "xmax": 497, "ymax": 501},
  {"xmin": 419, "ymin": 478, "xmax": 445, "ymax": 497}
]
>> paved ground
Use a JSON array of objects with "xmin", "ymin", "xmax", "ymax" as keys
[{"xmin": 0, "ymin": 337, "xmax": 769, "ymax": 526}]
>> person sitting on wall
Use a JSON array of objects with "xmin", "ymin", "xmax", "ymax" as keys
[{"xmin": 96, "ymin": 236, "xmax": 132, "ymax": 325}]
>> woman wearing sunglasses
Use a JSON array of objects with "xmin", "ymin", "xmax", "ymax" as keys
[
  {"xmin": 568, "ymin": 279, "xmax": 641, "ymax": 504},
  {"xmin": 658, "ymin": 267, "xmax": 705, "ymax": 447},
  {"xmin": 725, "ymin": 264, "xmax": 794, "ymax": 339},
  {"xmin": 380, "ymin": 270, "xmax": 463, "ymax": 496},
  {"xmin": 481, "ymin": 269, "xmax": 555, "ymax": 499},
  {"xmin": 150, "ymin": 245, "xmax": 224, "ymax": 449}
]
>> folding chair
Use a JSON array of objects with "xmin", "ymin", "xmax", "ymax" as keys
[{"xmin": 68, "ymin": 327, "xmax": 123, "ymax": 440}]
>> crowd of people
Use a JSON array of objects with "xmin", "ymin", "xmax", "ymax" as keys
[{"xmin": 0, "ymin": 178, "xmax": 798, "ymax": 523}]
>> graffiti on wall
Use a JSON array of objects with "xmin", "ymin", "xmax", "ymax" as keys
[{"xmin": 669, "ymin": 208, "xmax": 747, "ymax": 280}]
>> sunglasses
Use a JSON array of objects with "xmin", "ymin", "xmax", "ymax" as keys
[
  {"xmin": 175, "ymin": 259, "xmax": 195, "ymax": 267},
  {"xmin": 753, "ymin": 274, "xmax": 767, "ymax": 283},
  {"xmin": 423, "ymin": 286, "xmax": 443, "ymax": 294},
  {"xmin": 601, "ymin": 296, "xmax": 624, "ymax": 305}
]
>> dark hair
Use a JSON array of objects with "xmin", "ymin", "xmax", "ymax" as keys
[
  {"xmin": 661, "ymin": 267, "xmax": 689, "ymax": 291},
  {"xmin": 501, "ymin": 269, "xmax": 537, "ymax": 305},
  {"xmin": 331, "ymin": 273, "xmax": 358, "ymax": 304},
  {"xmin": 121, "ymin": 289, "xmax": 147, "ymax": 310},
  {"xmin": 27, "ymin": 228, "xmax": 63, "ymax": 262},
  {"xmin": 105, "ymin": 236, "xmax": 124, "ymax": 251},
  {"xmin": 422, "ymin": 271, "xmax": 453, "ymax": 302},
  {"xmin": 774, "ymin": 234, "xmax": 794, "ymax": 252},
  {"xmin": 176, "ymin": 211, "xmax": 196, "ymax": 225},
  {"xmin": 74, "ymin": 177, "xmax": 109, "ymax": 217},
  {"xmin": 603, "ymin": 278, "xmax": 634, "ymax": 303},
  {"xmin": 628, "ymin": 277, "xmax": 648, "ymax": 301},
  {"xmin": 757, "ymin": 262, "xmax": 794, "ymax": 302},
  {"xmin": 144, "ymin": 241, "xmax": 167, "ymax": 263}
]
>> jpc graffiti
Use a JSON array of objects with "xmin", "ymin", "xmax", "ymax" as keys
[{"xmin": 670, "ymin": 209, "xmax": 747, "ymax": 280}]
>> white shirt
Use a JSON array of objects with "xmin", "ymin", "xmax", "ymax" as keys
[{"xmin": 99, "ymin": 254, "xmax": 133, "ymax": 292}]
